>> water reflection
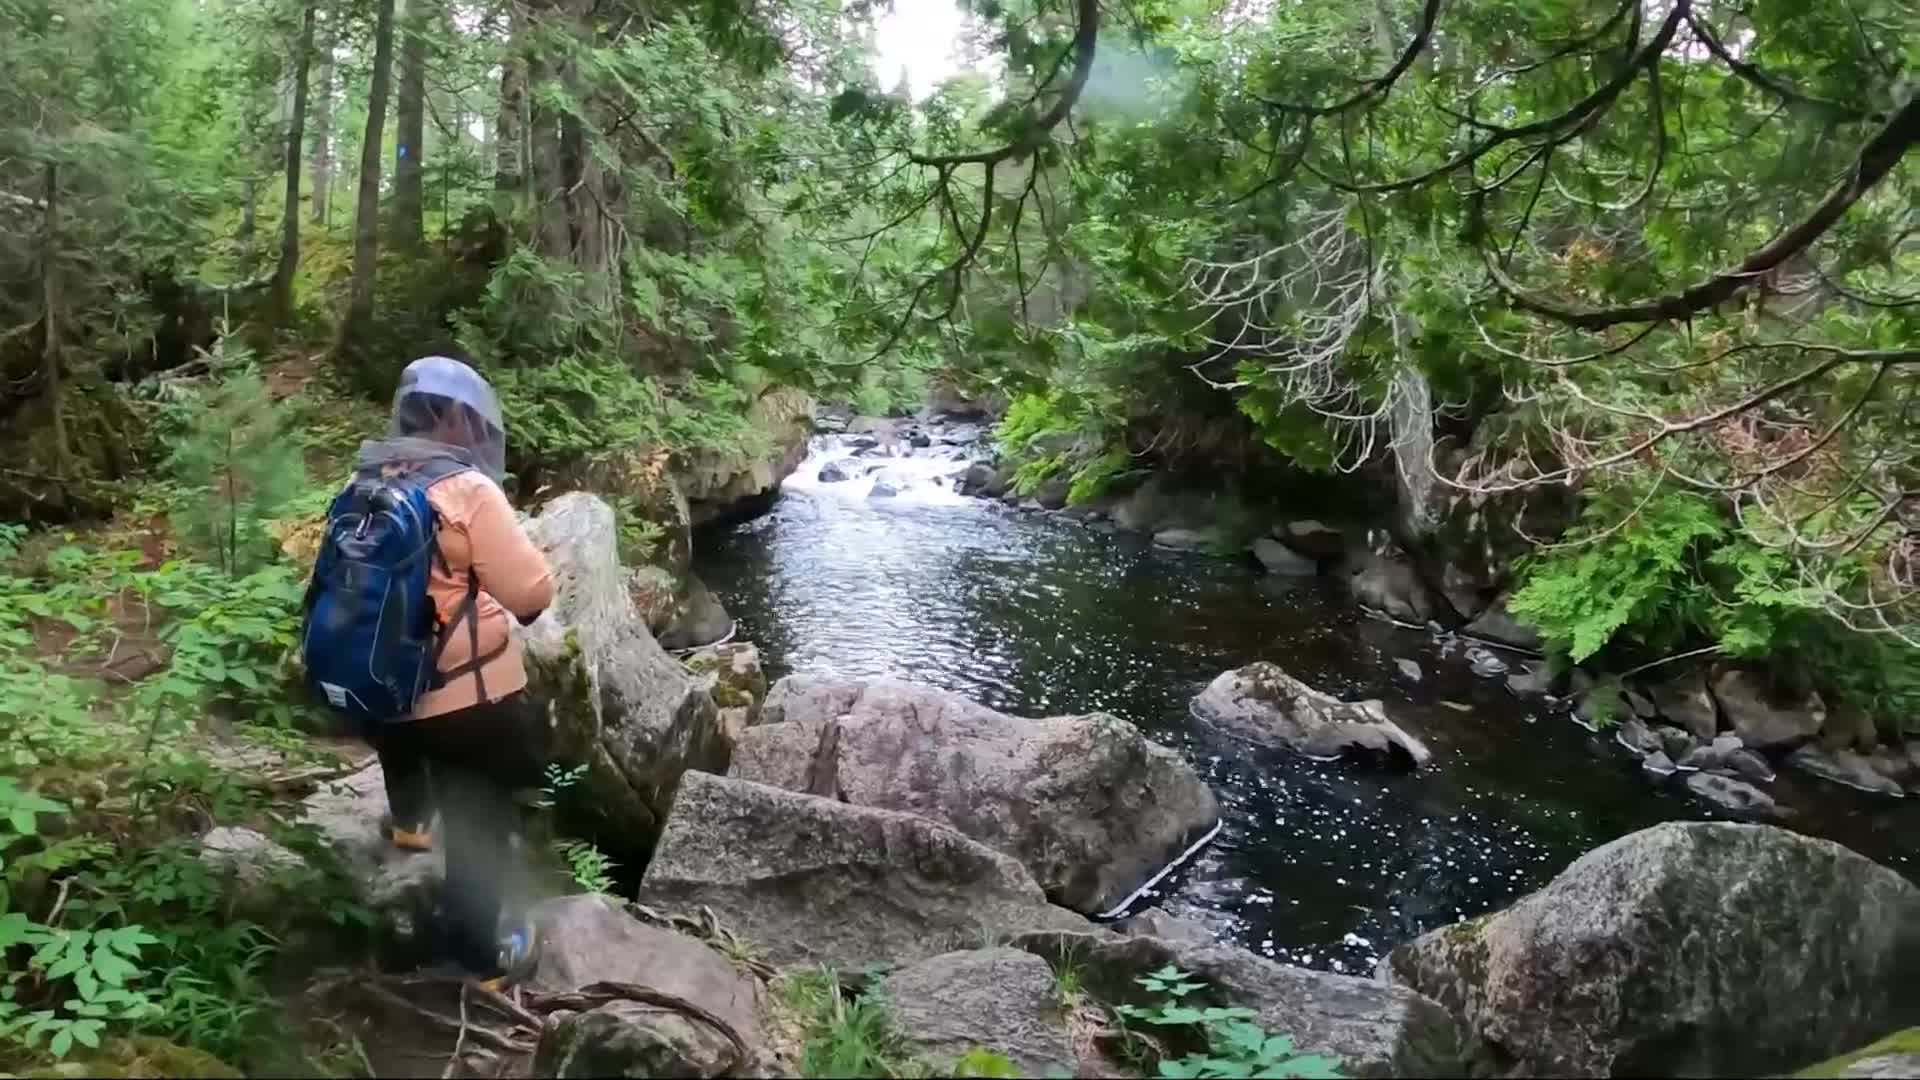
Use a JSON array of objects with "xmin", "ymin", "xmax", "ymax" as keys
[{"xmin": 699, "ymin": 444, "xmax": 1920, "ymax": 971}]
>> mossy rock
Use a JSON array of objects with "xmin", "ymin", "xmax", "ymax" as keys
[
  {"xmin": 21, "ymin": 1036, "xmax": 242, "ymax": 1079},
  {"xmin": 1795, "ymin": 1028, "xmax": 1920, "ymax": 1078}
]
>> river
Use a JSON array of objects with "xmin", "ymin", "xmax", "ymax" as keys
[{"xmin": 695, "ymin": 427, "xmax": 1920, "ymax": 975}]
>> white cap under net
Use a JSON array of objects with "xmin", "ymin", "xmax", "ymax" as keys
[{"xmin": 388, "ymin": 356, "xmax": 507, "ymax": 481}]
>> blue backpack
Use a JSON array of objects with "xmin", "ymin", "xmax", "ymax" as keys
[{"xmin": 301, "ymin": 458, "xmax": 500, "ymax": 723}]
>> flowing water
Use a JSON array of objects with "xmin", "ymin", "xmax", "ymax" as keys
[{"xmin": 696, "ymin": 426, "xmax": 1920, "ymax": 974}]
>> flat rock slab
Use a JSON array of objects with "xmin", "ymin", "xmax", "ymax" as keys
[
  {"xmin": 637, "ymin": 772, "xmax": 1088, "ymax": 973},
  {"xmin": 880, "ymin": 948, "xmax": 1076, "ymax": 1077},
  {"xmin": 298, "ymin": 763, "xmax": 442, "ymax": 934},
  {"xmin": 1011, "ymin": 930, "xmax": 1465, "ymax": 1078}
]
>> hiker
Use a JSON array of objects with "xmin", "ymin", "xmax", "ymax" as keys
[{"xmin": 303, "ymin": 355, "xmax": 554, "ymax": 989}]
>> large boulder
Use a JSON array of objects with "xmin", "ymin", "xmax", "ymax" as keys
[
  {"xmin": 522, "ymin": 494, "xmax": 726, "ymax": 849},
  {"xmin": 1382, "ymin": 821, "xmax": 1920, "ymax": 1077},
  {"xmin": 635, "ymin": 772, "xmax": 1087, "ymax": 972},
  {"xmin": 1191, "ymin": 663, "xmax": 1431, "ymax": 767},
  {"xmin": 1713, "ymin": 667, "xmax": 1826, "ymax": 749},
  {"xmin": 529, "ymin": 894, "xmax": 764, "ymax": 1079},
  {"xmin": 1012, "ymin": 930, "xmax": 1466, "ymax": 1078},
  {"xmin": 731, "ymin": 676, "xmax": 1219, "ymax": 916},
  {"xmin": 674, "ymin": 387, "xmax": 814, "ymax": 526},
  {"xmin": 879, "ymin": 948, "xmax": 1076, "ymax": 1077}
]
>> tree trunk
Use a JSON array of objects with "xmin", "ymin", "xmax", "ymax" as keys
[
  {"xmin": 335, "ymin": 0, "xmax": 397, "ymax": 371},
  {"xmin": 495, "ymin": 10, "xmax": 524, "ymax": 194},
  {"xmin": 310, "ymin": 14, "xmax": 334, "ymax": 226},
  {"xmin": 41, "ymin": 162, "xmax": 69, "ymax": 477},
  {"xmin": 239, "ymin": 176, "xmax": 257, "ymax": 265},
  {"xmin": 526, "ymin": 47, "xmax": 571, "ymax": 258},
  {"xmin": 393, "ymin": 0, "xmax": 429, "ymax": 252},
  {"xmin": 271, "ymin": 1, "xmax": 318, "ymax": 322}
]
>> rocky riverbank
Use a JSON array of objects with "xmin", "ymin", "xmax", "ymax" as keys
[
  {"xmin": 200, "ymin": 488, "xmax": 1920, "ymax": 1079},
  {"xmin": 806, "ymin": 407, "xmax": 1919, "ymax": 829}
]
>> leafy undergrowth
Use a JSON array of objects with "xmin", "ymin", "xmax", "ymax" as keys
[
  {"xmin": 0, "ymin": 528, "xmax": 383, "ymax": 1077},
  {"xmin": 0, "ymin": 362, "xmax": 393, "ymax": 1076},
  {"xmin": 771, "ymin": 961, "xmax": 1345, "ymax": 1080}
]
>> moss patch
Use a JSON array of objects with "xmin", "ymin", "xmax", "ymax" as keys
[
  {"xmin": 20, "ymin": 1036, "xmax": 243, "ymax": 1079},
  {"xmin": 1794, "ymin": 1028, "xmax": 1920, "ymax": 1078}
]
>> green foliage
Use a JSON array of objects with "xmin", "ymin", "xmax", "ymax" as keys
[
  {"xmin": 160, "ymin": 347, "xmax": 307, "ymax": 577},
  {"xmin": 0, "ymin": 781, "xmax": 162, "ymax": 1060},
  {"xmin": 781, "ymin": 968, "xmax": 911, "ymax": 1079},
  {"xmin": 952, "ymin": 1047, "xmax": 1021, "ymax": 1077},
  {"xmin": 1508, "ymin": 490, "xmax": 1726, "ymax": 663},
  {"xmin": 1066, "ymin": 449, "xmax": 1133, "ymax": 506},
  {"xmin": 1117, "ymin": 966, "xmax": 1343, "ymax": 1080},
  {"xmin": 553, "ymin": 839, "xmax": 618, "ymax": 896}
]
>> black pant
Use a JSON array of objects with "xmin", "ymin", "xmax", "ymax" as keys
[{"xmin": 366, "ymin": 693, "xmax": 544, "ymax": 974}]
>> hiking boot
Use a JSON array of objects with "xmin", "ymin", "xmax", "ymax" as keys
[
  {"xmin": 476, "ymin": 918, "xmax": 539, "ymax": 993},
  {"xmin": 381, "ymin": 813, "xmax": 434, "ymax": 852}
]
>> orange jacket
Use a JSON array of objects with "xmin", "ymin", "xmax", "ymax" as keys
[{"xmin": 413, "ymin": 471, "xmax": 555, "ymax": 718}]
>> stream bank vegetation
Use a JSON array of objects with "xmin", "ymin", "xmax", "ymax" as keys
[{"xmin": 2, "ymin": 0, "xmax": 1917, "ymax": 1072}]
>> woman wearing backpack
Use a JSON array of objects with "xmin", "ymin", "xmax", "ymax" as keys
[{"xmin": 329, "ymin": 355, "xmax": 555, "ymax": 990}]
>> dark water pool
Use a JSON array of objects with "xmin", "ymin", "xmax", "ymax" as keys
[{"xmin": 696, "ymin": 438, "xmax": 1920, "ymax": 973}]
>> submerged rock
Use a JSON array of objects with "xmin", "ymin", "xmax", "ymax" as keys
[
  {"xmin": 1465, "ymin": 645, "xmax": 1509, "ymax": 678},
  {"xmin": 1685, "ymin": 771, "xmax": 1779, "ymax": 818},
  {"xmin": 1506, "ymin": 661, "xmax": 1557, "ymax": 698},
  {"xmin": 732, "ymin": 676, "xmax": 1219, "ymax": 915},
  {"xmin": 816, "ymin": 459, "xmax": 858, "ymax": 483},
  {"xmin": 1383, "ymin": 821, "xmax": 1920, "ymax": 1076},
  {"xmin": 1714, "ymin": 668, "xmax": 1826, "ymax": 749},
  {"xmin": 868, "ymin": 480, "xmax": 900, "ymax": 499},
  {"xmin": 1394, "ymin": 658, "xmax": 1424, "ymax": 684},
  {"xmin": 529, "ymin": 894, "xmax": 765, "ymax": 1078},
  {"xmin": 1012, "ymin": 930, "xmax": 1466, "ymax": 1078},
  {"xmin": 1347, "ymin": 553, "xmax": 1434, "ymax": 624},
  {"xmin": 954, "ymin": 463, "xmax": 998, "ymax": 497},
  {"xmin": 635, "ymin": 772, "xmax": 1087, "ymax": 972},
  {"xmin": 880, "ymin": 949, "xmax": 1076, "ymax": 1077},
  {"xmin": 522, "ymin": 494, "xmax": 726, "ymax": 848},
  {"xmin": 1463, "ymin": 594, "xmax": 1541, "ymax": 652},
  {"xmin": 1251, "ymin": 538, "xmax": 1318, "ymax": 576},
  {"xmin": 1192, "ymin": 662, "xmax": 1431, "ymax": 767},
  {"xmin": 1788, "ymin": 744, "xmax": 1906, "ymax": 797},
  {"xmin": 1153, "ymin": 527, "xmax": 1217, "ymax": 551},
  {"xmin": 1115, "ymin": 906, "xmax": 1218, "ymax": 946},
  {"xmin": 1277, "ymin": 519, "xmax": 1349, "ymax": 561}
]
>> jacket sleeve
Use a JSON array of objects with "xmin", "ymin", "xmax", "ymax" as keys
[{"xmin": 462, "ymin": 478, "xmax": 556, "ymax": 621}]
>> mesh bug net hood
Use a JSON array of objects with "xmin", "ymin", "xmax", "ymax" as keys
[{"xmin": 354, "ymin": 356, "xmax": 508, "ymax": 482}]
